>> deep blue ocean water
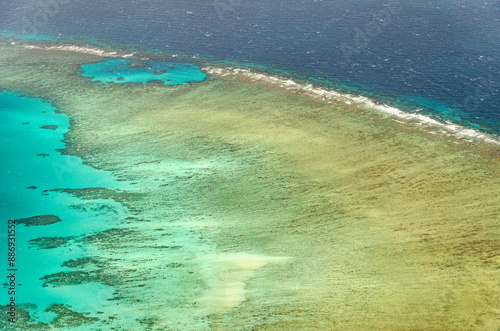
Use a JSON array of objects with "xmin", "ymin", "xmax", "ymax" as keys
[{"xmin": 0, "ymin": 0, "xmax": 498, "ymax": 134}]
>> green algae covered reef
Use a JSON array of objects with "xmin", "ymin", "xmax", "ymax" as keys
[{"xmin": 0, "ymin": 44, "xmax": 498, "ymax": 330}]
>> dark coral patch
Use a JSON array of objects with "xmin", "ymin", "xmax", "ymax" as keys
[
  {"xmin": 128, "ymin": 60, "xmax": 150, "ymax": 67},
  {"xmin": 29, "ymin": 236, "xmax": 75, "ymax": 249},
  {"xmin": 17, "ymin": 215, "xmax": 62, "ymax": 226},
  {"xmin": 40, "ymin": 125, "xmax": 58, "ymax": 130}
]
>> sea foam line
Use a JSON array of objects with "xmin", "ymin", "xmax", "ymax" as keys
[
  {"xmin": 22, "ymin": 44, "xmax": 137, "ymax": 58},
  {"xmin": 13, "ymin": 41, "xmax": 500, "ymax": 146},
  {"xmin": 204, "ymin": 66, "xmax": 500, "ymax": 145}
]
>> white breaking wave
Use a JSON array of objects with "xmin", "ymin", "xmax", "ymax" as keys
[
  {"xmin": 23, "ymin": 44, "xmax": 137, "ymax": 58},
  {"xmin": 12, "ymin": 41, "xmax": 500, "ymax": 145},
  {"xmin": 204, "ymin": 66, "xmax": 500, "ymax": 145}
]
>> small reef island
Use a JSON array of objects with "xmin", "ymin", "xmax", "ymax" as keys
[{"xmin": 0, "ymin": 41, "xmax": 499, "ymax": 330}]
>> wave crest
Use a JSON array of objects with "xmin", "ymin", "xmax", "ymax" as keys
[
  {"xmin": 204, "ymin": 66, "xmax": 500, "ymax": 145},
  {"xmin": 23, "ymin": 44, "xmax": 136, "ymax": 58}
]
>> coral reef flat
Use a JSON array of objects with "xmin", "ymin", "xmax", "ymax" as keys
[{"xmin": 0, "ymin": 44, "xmax": 498, "ymax": 330}]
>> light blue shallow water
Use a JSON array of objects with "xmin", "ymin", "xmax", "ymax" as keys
[
  {"xmin": 0, "ymin": 91, "xmax": 126, "ymax": 323},
  {"xmin": 80, "ymin": 58, "xmax": 207, "ymax": 85}
]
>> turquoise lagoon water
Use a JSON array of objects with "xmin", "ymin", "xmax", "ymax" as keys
[
  {"xmin": 0, "ymin": 55, "xmax": 208, "ymax": 323},
  {"xmin": 0, "ymin": 31, "xmax": 58, "ymax": 42},
  {"xmin": 80, "ymin": 58, "xmax": 207, "ymax": 85},
  {"xmin": 0, "ymin": 90, "xmax": 127, "ymax": 323}
]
